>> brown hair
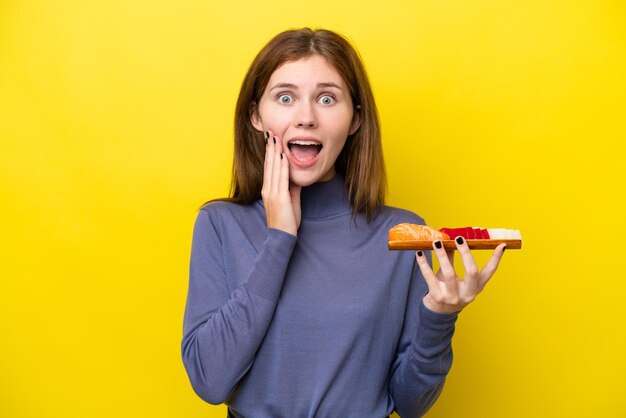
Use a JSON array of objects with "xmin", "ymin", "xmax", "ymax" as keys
[{"xmin": 209, "ymin": 28, "xmax": 386, "ymax": 221}]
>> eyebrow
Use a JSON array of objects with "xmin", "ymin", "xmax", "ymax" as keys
[{"xmin": 269, "ymin": 82, "xmax": 343, "ymax": 91}]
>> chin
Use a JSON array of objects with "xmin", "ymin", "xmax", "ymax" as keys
[{"xmin": 289, "ymin": 169, "xmax": 323, "ymax": 187}]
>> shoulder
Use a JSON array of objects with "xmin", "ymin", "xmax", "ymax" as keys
[
  {"xmin": 375, "ymin": 204, "xmax": 427, "ymax": 227},
  {"xmin": 200, "ymin": 199, "xmax": 263, "ymax": 217},
  {"xmin": 199, "ymin": 199, "xmax": 241, "ymax": 216},
  {"xmin": 196, "ymin": 199, "xmax": 263, "ymax": 231}
]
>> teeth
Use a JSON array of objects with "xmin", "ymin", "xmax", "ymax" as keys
[{"xmin": 289, "ymin": 140, "xmax": 321, "ymax": 146}]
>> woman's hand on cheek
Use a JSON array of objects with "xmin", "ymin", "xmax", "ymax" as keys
[
  {"xmin": 261, "ymin": 130, "xmax": 302, "ymax": 237},
  {"xmin": 415, "ymin": 237, "xmax": 507, "ymax": 314}
]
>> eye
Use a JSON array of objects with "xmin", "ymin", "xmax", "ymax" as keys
[
  {"xmin": 278, "ymin": 94, "xmax": 293, "ymax": 104},
  {"xmin": 319, "ymin": 95, "xmax": 335, "ymax": 105}
]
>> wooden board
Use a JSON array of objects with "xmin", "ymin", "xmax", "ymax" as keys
[{"xmin": 388, "ymin": 239, "xmax": 522, "ymax": 251}]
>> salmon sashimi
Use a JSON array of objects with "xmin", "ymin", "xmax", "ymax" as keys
[{"xmin": 388, "ymin": 223, "xmax": 451, "ymax": 241}]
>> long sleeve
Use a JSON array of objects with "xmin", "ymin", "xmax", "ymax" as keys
[
  {"xmin": 181, "ymin": 207, "xmax": 296, "ymax": 404},
  {"xmin": 389, "ymin": 250, "xmax": 458, "ymax": 418}
]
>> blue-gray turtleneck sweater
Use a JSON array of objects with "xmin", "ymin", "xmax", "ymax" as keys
[{"xmin": 181, "ymin": 175, "xmax": 457, "ymax": 418}]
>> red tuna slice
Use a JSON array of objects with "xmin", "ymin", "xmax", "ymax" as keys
[
  {"xmin": 440, "ymin": 228, "xmax": 466, "ymax": 239},
  {"xmin": 440, "ymin": 227, "xmax": 492, "ymax": 240}
]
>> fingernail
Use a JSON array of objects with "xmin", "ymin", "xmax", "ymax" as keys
[
  {"xmin": 456, "ymin": 236, "xmax": 464, "ymax": 245},
  {"xmin": 434, "ymin": 240, "xmax": 442, "ymax": 249},
  {"xmin": 273, "ymin": 137, "xmax": 276, "ymax": 144},
  {"xmin": 264, "ymin": 131, "xmax": 269, "ymax": 139},
  {"xmin": 416, "ymin": 250, "xmax": 423, "ymax": 257}
]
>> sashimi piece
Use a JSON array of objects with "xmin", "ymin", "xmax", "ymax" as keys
[
  {"xmin": 440, "ymin": 227, "xmax": 520, "ymax": 240},
  {"xmin": 440, "ymin": 228, "xmax": 465, "ymax": 239},
  {"xmin": 486, "ymin": 228, "xmax": 522, "ymax": 240},
  {"xmin": 389, "ymin": 224, "xmax": 451, "ymax": 241}
]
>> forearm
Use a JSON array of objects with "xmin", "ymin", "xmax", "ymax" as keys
[
  {"xmin": 181, "ymin": 228, "xmax": 296, "ymax": 404},
  {"xmin": 391, "ymin": 300, "xmax": 457, "ymax": 417},
  {"xmin": 182, "ymin": 287, "xmax": 281, "ymax": 404}
]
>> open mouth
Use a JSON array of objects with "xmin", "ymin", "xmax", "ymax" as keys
[{"xmin": 287, "ymin": 140, "xmax": 323, "ymax": 163}]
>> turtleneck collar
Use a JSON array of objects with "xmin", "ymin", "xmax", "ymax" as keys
[{"xmin": 300, "ymin": 174, "xmax": 352, "ymax": 220}]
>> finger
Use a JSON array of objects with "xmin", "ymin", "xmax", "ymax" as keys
[
  {"xmin": 274, "ymin": 133, "xmax": 283, "ymax": 154},
  {"xmin": 415, "ymin": 250, "xmax": 440, "ymax": 292},
  {"xmin": 263, "ymin": 129, "xmax": 274, "ymax": 160},
  {"xmin": 270, "ymin": 135, "xmax": 282, "ymax": 193},
  {"xmin": 280, "ymin": 145, "xmax": 290, "ymax": 194},
  {"xmin": 445, "ymin": 249, "xmax": 455, "ymax": 266},
  {"xmin": 478, "ymin": 243, "xmax": 506, "ymax": 288},
  {"xmin": 263, "ymin": 131, "xmax": 275, "ymax": 195},
  {"xmin": 290, "ymin": 181, "xmax": 302, "ymax": 227},
  {"xmin": 454, "ymin": 236, "xmax": 480, "ymax": 280},
  {"xmin": 433, "ymin": 240, "xmax": 456, "ymax": 283},
  {"xmin": 289, "ymin": 181, "xmax": 302, "ymax": 205}
]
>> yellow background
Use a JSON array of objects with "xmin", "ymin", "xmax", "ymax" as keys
[{"xmin": 1, "ymin": 0, "xmax": 625, "ymax": 417}]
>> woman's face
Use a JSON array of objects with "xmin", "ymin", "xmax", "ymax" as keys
[{"xmin": 251, "ymin": 54, "xmax": 360, "ymax": 187}]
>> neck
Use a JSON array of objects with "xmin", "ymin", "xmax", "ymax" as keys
[{"xmin": 300, "ymin": 174, "xmax": 352, "ymax": 220}]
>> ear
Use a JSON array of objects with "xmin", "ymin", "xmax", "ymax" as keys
[
  {"xmin": 250, "ymin": 102, "xmax": 264, "ymax": 132},
  {"xmin": 348, "ymin": 105, "xmax": 362, "ymax": 135}
]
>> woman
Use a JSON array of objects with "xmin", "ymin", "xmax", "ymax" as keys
[{"xmin": 181, "ymin": 28, "xmax": 506, "ymax": 418}]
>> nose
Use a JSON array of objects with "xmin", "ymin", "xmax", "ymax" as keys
[{"xmin": 295, "ymin": 101, "xmax": 318, "ymax": 128}]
